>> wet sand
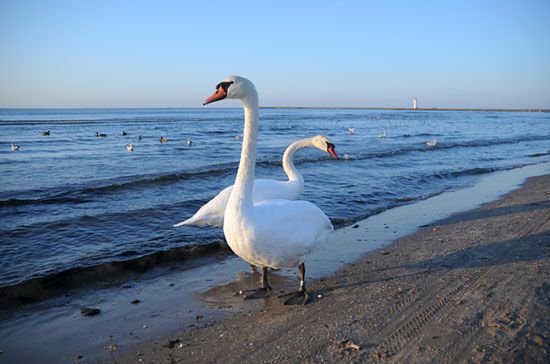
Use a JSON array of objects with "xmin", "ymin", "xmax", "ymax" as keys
[{"xmin": 110, "ymin": 174, "xmax": 549, "ymax": 363}]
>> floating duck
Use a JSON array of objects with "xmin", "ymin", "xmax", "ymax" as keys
[
  {"xmin": 126, "ymin": 144, "xmax": 134, "ymax": 152},
  {"xmin": 41, "ymin": 131, "xmax": 50, "ymax": 136},
  {"xmin": 378, "ymin": 132, "xmax": 386, "ymax": 138},
  {"xmin": 234, "ymin": 135, "xmax": 242, "ymax": 141},
  {"xmin": 187, "ymin": 138, "xmax": 193, "ymax": 145},
  {"xmin": 122, "ymin": 131, "xmax": 128, "ymax": 136},
  {"xmin": 159, "ymin": 136, "xmax": 168, "ymax": 143},
  {"xmin": 426, "ymin": 138, "xmax": 437, "ymax": 147},
  {"xmin": 96, "ymin": 132, "xmax": 107, "ymax": 137},
  {"xmin": 10, "ymin": 144, "xmax": 20, "ymax": 151}
]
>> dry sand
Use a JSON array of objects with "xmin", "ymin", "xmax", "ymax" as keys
[{"xmin": 108, "ymin": 175, "xmax": 550, "ymax": 363}]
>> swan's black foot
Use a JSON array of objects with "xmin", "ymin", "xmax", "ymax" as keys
[
  {"xmin": 279, "ymin": 289, "xmax": 309, "ymax": 305},
  {"xmin": 240, "ymin": 286, "xmax": 271, "ymax": 300}
]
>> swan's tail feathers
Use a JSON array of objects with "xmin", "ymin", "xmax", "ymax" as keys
[
  {"xmin": 173, "ymin": 214, "xmax": 224, "ymax": 228},
  {"xmin": 173, "ymin": 218, "xmax": 194, "ymax": 227}
]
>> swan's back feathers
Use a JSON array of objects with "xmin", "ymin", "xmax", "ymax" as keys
[{"xmin": 174, "ymin": 179, "xmax": 301, "ymax": 228}]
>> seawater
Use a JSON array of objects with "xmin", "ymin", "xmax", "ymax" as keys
[{"xmin": 1, "ymin": 108, "xmax": 549, "ymax": 288}]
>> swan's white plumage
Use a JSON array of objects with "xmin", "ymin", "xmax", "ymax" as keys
[
  {"xmin": 205, "ymin": 75, "xmax": 333, "ymax": 270},
  {"xmin": 224, "ymin": 199, "xmax": 333, "ymax": 268},
  {"xmin": 175, "ymin": 135, "xmax": 335, "ymax": 228}
]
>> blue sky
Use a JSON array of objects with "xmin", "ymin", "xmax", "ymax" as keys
[{"xmin": 0, "ymin": 0, "xmax": 549, "ymax": 108}]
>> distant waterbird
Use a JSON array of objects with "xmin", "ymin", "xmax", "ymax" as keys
[
  {"xmin": 159, "ymin": 136, "xmax": 168, "ymax": 143},
  {"xmin": 347, "ymin": 127, "xmax": 356, "ymax": 135},
  {"xmin": 234, "ymin": 135, "xmax": 242, "ymax": 141},
  {"xmin": 122, "ymin": 131, "xmax": 128, "ymax": 136},
  {"xmin": 126, "ymin": 144, "xmax": 134, "ymax": 152},
  {"xmin": 96, "ymin": 132, "xmax": 107, "ymax": 137},
  {"xmin": 187, "ymin": 138, "xmax": 193, "ymax": 145},
  {"xmin": 41, "ymin": 131, "xmax": 50, "ymax": 136},
  {"xmin": 426, "ymin": 138, "xmax": 437, "ymax": 147},
  {"xmin": 137, "ymin": 133, "xmax": 142, "ymax": 140},
  {"xmin": 10, "ymin": 143, "xmax": 20, "ymax": 151},
  {"xmin": 378, "ymin": 132, "xmax": 387, "ymax": 138}
]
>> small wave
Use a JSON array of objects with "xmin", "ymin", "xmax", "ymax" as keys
[
  {"xmin": 0, "ymin": 196, "xmax": 89, "ymax": 208},
  {"xmin": 348, "ymin": 135, "xmax": 550, "ymax": 162},
  {"xmin": 400, "ymin": 133, "xmax": 440, "ymax": 138},
  {"xmin": 528, "ymin": 151, "xmax": 550, "ymax": 158},
  {"xmin": 0, "ymin": 240, "xmax": 231, "ymax": 309}
]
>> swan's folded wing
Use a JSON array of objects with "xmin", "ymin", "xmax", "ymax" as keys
[{"xmin": 249, "ymin": 199, "xmax": 333, "ymax": 267}]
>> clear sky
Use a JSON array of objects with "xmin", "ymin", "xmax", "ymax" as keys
[{"xmin": 0, "ymin": 0, "xmax": 549, "ymax": 108}]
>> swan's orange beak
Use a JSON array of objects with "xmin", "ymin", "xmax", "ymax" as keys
[
  {"xmin": 327, "ymin": 145, "xmax": 339, "ymax": 159},
  {"xmin": 203, "ymin": 87, "xmax": 227, "ymax": 105}
]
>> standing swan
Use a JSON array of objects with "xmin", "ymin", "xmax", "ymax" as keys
[
  {"xmin": 204, "ymin": 76, "xmax": 334, "ymax": 304},
  {"xmin": 174, "ymin": 134, "xmax": 338, "ymax": 228}
]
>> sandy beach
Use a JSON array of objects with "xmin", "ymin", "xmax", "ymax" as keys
[{"xmin": 103, "ymin": 174, "xmax": 549, "ymax": 363}]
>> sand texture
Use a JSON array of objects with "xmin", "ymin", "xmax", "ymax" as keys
[{"xmin": 109, "ymin": 175, "xmax": 549, "ymax": 363}]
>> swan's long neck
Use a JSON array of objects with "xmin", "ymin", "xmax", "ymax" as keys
[
  {"xmin": 232, "ymin": 92, "xmax": 259, "ymax": 209},
  {"xmin": 282, "ymin": 138, "xmax": 312, "ymax": 182}
]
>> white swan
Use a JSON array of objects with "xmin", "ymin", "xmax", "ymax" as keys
[
  {"xmin": 202, "ymin": 75, "xmax": 334, "ymax": 304},
  {"xmin": 426, "ymin": 138, "xmax": 437, "ymax": 147},
  {"xmin": 175, "ymin": 135, "xmax": 338, "ymax": 228}
]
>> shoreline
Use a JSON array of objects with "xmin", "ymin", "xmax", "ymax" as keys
[
  {"xmin": 111, "ymin": 174, "xmax": 550, "ymax": 363},
  {"xmin": 0, "ymin": 164, "xmax": 548, "ymax": 363}
]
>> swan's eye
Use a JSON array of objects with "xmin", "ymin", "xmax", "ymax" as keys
[{"xmin": 216, "ymin": 81, "xmax": 234, "ymax": 93}]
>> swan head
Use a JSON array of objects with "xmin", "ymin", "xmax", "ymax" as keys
[
  {"xmin": 311, "ymin": 135, "xmax": 339, "ymax": 159},
  {"xmin": 203, "ymin": 75, "xmax": 257, "ymax": 105}
]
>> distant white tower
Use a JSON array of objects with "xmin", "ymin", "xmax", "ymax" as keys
[{"xmin": 413, "ymin": 98, "xmax": 418, "ymax": 109}]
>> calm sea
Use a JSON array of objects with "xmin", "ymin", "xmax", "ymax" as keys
[{"xmin": 1, "ymin": 108, "xmax": 549, "ymax": 289}]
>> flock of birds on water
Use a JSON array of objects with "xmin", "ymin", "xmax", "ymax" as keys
[
  {"xmin": 9, "ymin": 126, "xmax": 437, "ymax": 155},
  {"xmin": 7, "ymin": 76, "xmax": 439, "ymax": 305}
]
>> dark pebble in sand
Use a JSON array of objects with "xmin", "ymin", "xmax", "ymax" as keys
[
  {"xmin": 164, "ymin": 338, "xmax": 182, "ymax": 349},
  {"xmin": 131, "ymin": 299, "xmax": 141, "ymax": 304},
  {"xmin": 196, "ymin": 315, "xmax": 203, "ymax": 320},
  {"xmin": 352, "ymin": 224, "xmax": 359, "ymax": 229},
  {"xmin": 80, "ymin": 307, "xmax": 101, "ymax": 316}
]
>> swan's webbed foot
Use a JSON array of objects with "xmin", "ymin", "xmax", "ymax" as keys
[
  {"xmin": 238, "ymin": 266, "xmax": 271, "ymax": 300},
  {"xmin": 279, "ymin": 288, "xmax": 309, "ymax": 305},
  {"xmin": 280, "ymin": 262, "xmax": 310, "ymax": 305},
  {"xmin": 241, "ymin": 286, "xmax": 272, "ymax": 300}
]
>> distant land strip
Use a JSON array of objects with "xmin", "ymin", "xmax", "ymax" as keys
[{"xmin": 261, "ymin": 106, "xmax": 550, "ymax": 112}]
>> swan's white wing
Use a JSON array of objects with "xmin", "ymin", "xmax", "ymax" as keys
[
  {"xmin": 228, "ymin": 199, "xmax": 333, "ymax": 268},
  {"xmin": 252, "ymin": 179, "xmax": 302, "ymax": 202},
  {"xmin": 174, "ymin": 185, "xmax": 233, "ymax": 227},
  {"xmin": 174, "ymin": 179, "xmax": 301, "ymax": 227}
]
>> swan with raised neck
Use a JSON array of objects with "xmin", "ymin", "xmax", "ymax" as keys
[
  {"xmin": 174, "ymin": 134, "xmax": 338, "ymax": 228},
  {"xmin": 203, "ymin": 75, "xmax": 334, "ymax": 304}
]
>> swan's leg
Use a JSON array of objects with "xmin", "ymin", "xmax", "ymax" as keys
[
  {"xmin": 242, "ymin": 266, "xmax": 271, "ymax": 300},
  {"xmin": 280, "ymin": 262, "xmax": 309, "ymax": 305}
]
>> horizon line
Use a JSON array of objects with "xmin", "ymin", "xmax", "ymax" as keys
[{"xmin": 0, "ymin": 106, "xmax": 549, "ymax": 112}]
